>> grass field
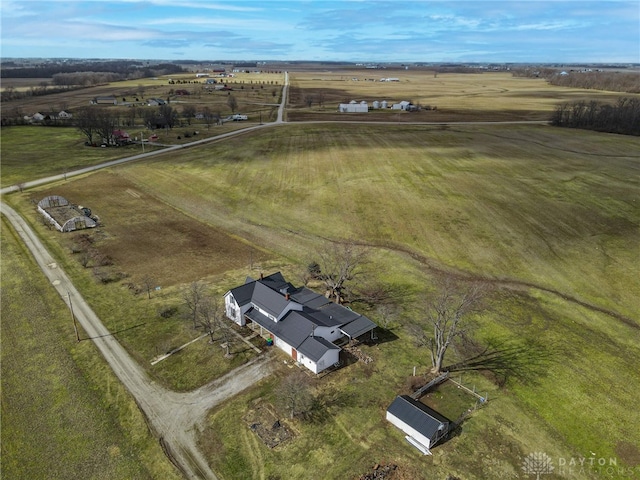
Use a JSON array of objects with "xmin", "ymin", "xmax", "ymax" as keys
[
  {"xmin": 0, "ymin": 216, "xmax": 182, "ymax": 480},
  {"xmin": 3, "ymin": 70, "xmax": 639, "ymax": 479},
  {"xmin": 5, "ymin": 120, "xmax": 639, "ymax": 479}
]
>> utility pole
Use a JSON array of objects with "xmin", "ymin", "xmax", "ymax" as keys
[
  {"xmin": 141, "ymin": 132, "xmax": 145, "ymax": 153},
  {"xmin": 68, "ymin": 291, "xmax": 80, "ymax": 342}
]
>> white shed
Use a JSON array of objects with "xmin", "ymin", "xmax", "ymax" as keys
[{"xmin": 386, "ymin": 395, "xmax": 451, "ymax": 455}]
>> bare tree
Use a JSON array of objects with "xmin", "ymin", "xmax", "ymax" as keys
[
  {"xmin": 425, "ymin": 278, "xmax": 486, "ymax": 374},
  {"xmin": 198, "ymin": 296, "xmax": 222, "ymax": 343},
  {"xmin": 74, "ymin": 106, "xmax": 99, "ymax": 144},
  {"xmin": 142, "ymin": 275, "xmax": 155, "ymax": 300},
  {"xmin": 182, "ymin": 104, "xmax": 196, "ymax": 125},
  {"xmin": 303, "ymin": 94, "xmax": 315, "ymax": 107},
  {"xmin": 376, "ymin": 304, "xmax": 400, "ymax": 330},
  {"xmin": 313, "ymin": 242, "xmax": 368, "ymax": 304},
  {"xmin": 183, "ymin": 281, "xmax": 207, "ymax": 329},
  {"xmin": 220, "ymin": 325, "xmax": 233, "ymax": 357},
  {"xmin": 277, "ymin": 371, "xmax": 315, "ymax": 419},
  {"xmin": 227, "ymin": 95, "xmax": 238, "ymax": 114}
]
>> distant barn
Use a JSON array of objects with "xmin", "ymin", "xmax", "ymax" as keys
[{"xmin": 37, "ymin": 195, "xmax": 97, "ymax": 232}]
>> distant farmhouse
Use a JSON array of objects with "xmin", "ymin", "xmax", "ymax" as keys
[
  {"xmin": 24, "ymin": 110, "xmax": 72, "ymax": 123},
  {"xmin": 37, "ymin": 195, "xmax": 97, "ymax": 232},
  {"xmin": 224, "ymin": 272, "xmax": 377, "ymax": 374},
  {"xmin": 386, "ymin": 395, "xmax": 452, "ymax": 455}
]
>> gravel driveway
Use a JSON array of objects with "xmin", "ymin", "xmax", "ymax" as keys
[{"xmin": 1, "ymin": 202, "xmax": 274, "ymax": 480}]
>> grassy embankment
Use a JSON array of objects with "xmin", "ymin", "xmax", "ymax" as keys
[{"xmin": 0, "ymin": 216, "xmax": 182, "ymax": 480}]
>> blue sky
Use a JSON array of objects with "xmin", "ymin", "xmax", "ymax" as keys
[{"xmin": 1, "ymin": 1, "xmax": 638, "ymax": 63}]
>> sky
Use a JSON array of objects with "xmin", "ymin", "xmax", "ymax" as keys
[{"xmin": 1, "ymin": 0, "xmax": 638, "ymax": 63}]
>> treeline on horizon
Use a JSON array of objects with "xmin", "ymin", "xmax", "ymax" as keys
[
  {"xmin": 551, "ymin": 97, "xmax": 640, "ymax": 136},
  {"xmin": 0, "ymin": 60, "xmax": 185, "ymax": 79},
  {"xmin": 513, "ymin": 67, "xmax": 640, "ymax": 94}
]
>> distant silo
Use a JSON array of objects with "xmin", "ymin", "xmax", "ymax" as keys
[
  {"xmin": 372, "ymin": 100, "xmax": 380, "ymax": 109},
  {"xmin": 381, "ymin": 100, "xmax": 388, "ymax": 108}
]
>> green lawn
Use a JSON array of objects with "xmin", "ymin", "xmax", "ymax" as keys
[{"xmin": 0, "ymin": 217, "xmax": 182, "ymax": 480}]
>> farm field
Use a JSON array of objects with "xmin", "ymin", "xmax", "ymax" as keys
[
  {"xmin": 0, "ymin": 216, "xmax": 182, "ymax": 480},
  {"xmin": 5, "ymin": 121, "xmax": 639, "ymax": 479},
  {"xmin": 287, "ymin": 70, "xmax": 639, "ymax": 122}
]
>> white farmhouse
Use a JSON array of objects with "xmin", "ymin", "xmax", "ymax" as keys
[{"xmin": 224, "ymin": 272, "xmax": 377, "ymax": 373}]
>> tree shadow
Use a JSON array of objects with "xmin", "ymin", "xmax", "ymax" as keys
[
  {"xmin": 369, "ymin": 327, "xmax": 399, "ymax": 345},
  {"xmin": 446, "ymin": 336, "xmax": 559, "ymax": 387}
]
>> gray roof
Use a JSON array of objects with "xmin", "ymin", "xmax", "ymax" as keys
[
  {"xmin": 340, "ymin": 315, "xmax": 377, "ymax": 338},
  {"xmin": 387, "ymin": 395, "xmax": 451, "ymax": 444},
  {"xmin": 227, "ymin": 272, "xmax": 378, "ymax": 355},
  {"xmin": 290, "ymin": 287, "xmax": 331, "ymax": 309},
  {"xmin": 228, "ymin": 282, "xmax": 256, "ymax": 307},
  {"xmin": 251, "ymin": 282, "xmax": 291, "ymax": 317},
  {"xmin": 245, "ymin": 308, "xmax": 314, "ymax": 350},
  {"xmin": 298, "ymin": 336, "xmax": 340, "ymax": 362},
  {"xmin": 274, "ymin": 311, "xmax": 316, "ymax": 348}
]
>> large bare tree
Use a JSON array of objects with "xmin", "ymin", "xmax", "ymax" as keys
[
  {"xmin": 183, "ymin": 282, "xmax": 207, "ymax": 329},
  {"xmin": 314, "ymin": 242, "xmax": 368, "ymax": 304},
  {"xmin": 197, "ymin": 296, "xmax": 223, "ymax": 343},
  {"xmin": 277, "ymin": 371, "xmax": 315, "ymax": 419},
  {"xmin": 425, "ymin": 277, "xmax": 486, "ymax": 374}
]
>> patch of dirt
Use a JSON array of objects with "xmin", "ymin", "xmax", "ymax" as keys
[
  {"xmin": 34, "ymin": 171, "xmax": 271, "ymax": 286},
  {"xmin": 356, "ymin": 463, "xmax": 398, "ymax": 480},
  {"xmin": 616, "ymin": 441, "xmax": 640, "ymax": 466},
  {"xmin": 243, "ymin": 399, "xmax": 293, "ymax": 449}
]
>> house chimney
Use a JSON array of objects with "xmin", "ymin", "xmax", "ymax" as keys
[
  {"xmin": 285, "ymin": 293, "xmax": 290, "ymax": 301},
  {"xmin": 260, "ymin": 272, "xmax": 263, "ymax": 280}
]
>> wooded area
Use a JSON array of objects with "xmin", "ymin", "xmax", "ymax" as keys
[{"xmin": 550, "ymin": 97, "xmax": 640, "ymax": 135}]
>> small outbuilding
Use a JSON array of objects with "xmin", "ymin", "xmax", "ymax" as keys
[{"xmin": 386, "ymin": 395, "xmax": 451, "ymax": 455}]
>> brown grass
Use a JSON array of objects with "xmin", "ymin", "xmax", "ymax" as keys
[{"xmin": 30, "ymin": 171, "xmax": 271, "ymax": 286}]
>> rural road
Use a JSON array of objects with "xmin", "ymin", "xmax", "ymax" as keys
[{"xmin": 0, "ymin": 201, "xmax": 274, "ymax": 480}]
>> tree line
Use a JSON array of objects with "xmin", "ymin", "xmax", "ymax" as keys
[
  {"xmin": 513, "ymin": 68, "xmax": 640, "ymax": 94},
  {"xmin": 550, "ymin": 97, "xmax": 640, "ymax": 136},
  {"xmin": 0, "ymin": 60, "xmax": 185, "ymax": 78}
]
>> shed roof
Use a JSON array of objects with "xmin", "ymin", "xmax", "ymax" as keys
[
  {"xmin": 298, "ymin": 336, "xmax": 340, "ymax": 362},
  {"xmin": 387, "ymin": 395, "xmax": 451, "ymax": 443},
  {"xmin": 340, "ymin": 315, "xmax": 377, "ymax": 338}
]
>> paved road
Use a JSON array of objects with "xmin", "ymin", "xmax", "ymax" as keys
[{"xmin": 0, "ymin": 201, "xmax": 273, "ymax": 479}]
